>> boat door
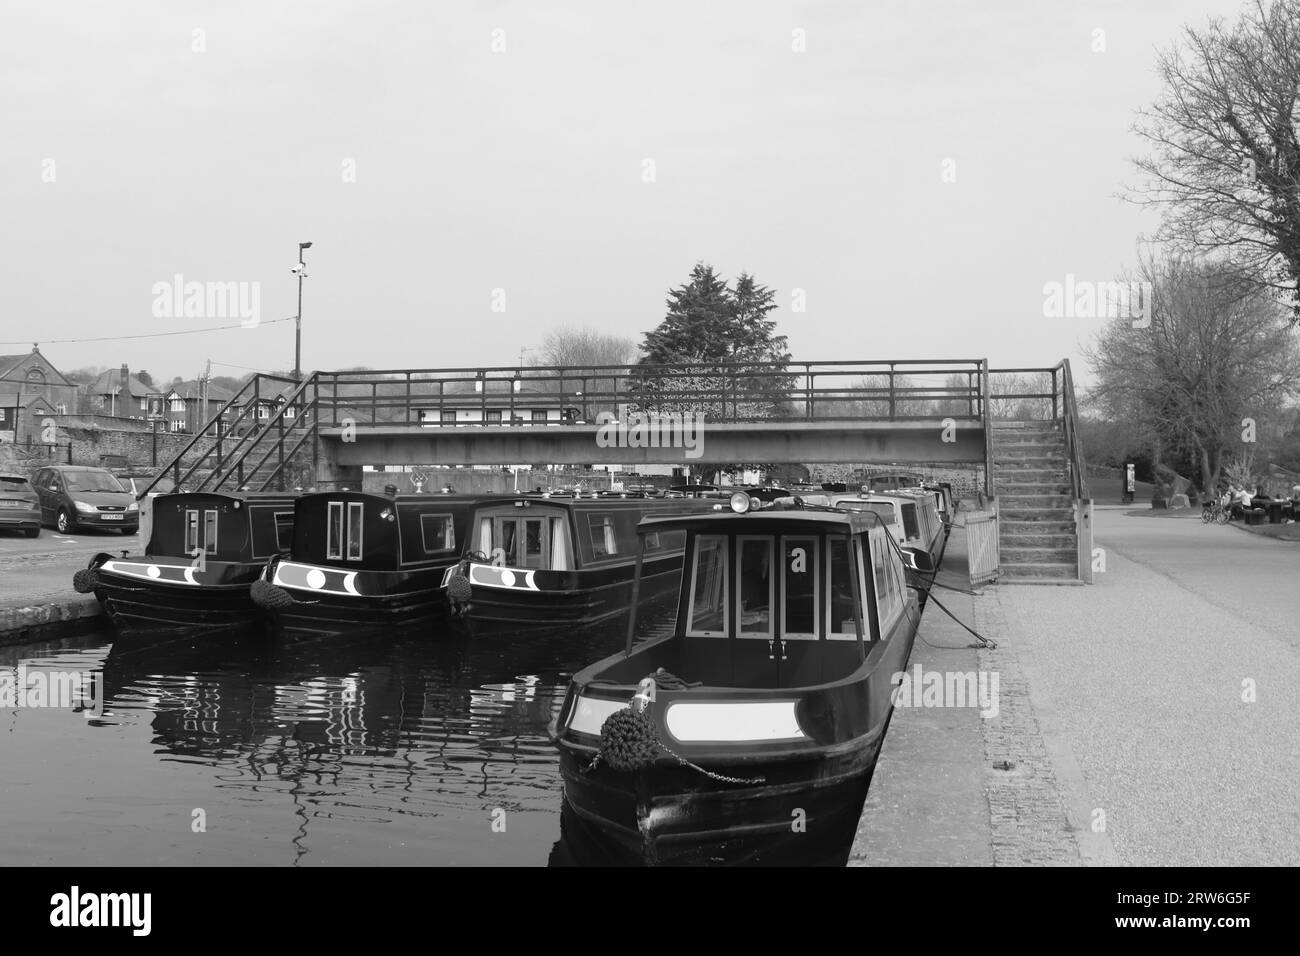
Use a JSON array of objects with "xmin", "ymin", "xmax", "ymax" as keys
[{"xmin": 490, "ymin": 514, "xmax": 550, "ymax": 569}]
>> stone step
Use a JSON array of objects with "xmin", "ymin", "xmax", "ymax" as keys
[
  {"xmin": 993, "ymin": 470, "xmax": 1066, "ymax": 486},
  {"xmin": 1000, "ymin": 518, "xmax": 1076, "ymax": 533},
  {"xmin": 1001, "ymin": 532, "xmax": 1076, "ymax": 548},
  {"xmin": 994, "ymin": 480, "xmax": 1071, "ymax": 495},
  {"xmin": 992, "ymin": 420, "xmax": 1061, "ymax": 429},
  {"xmin": 1000, "ymin": 546, "xmax": 1078, "ymax": 564},
  {"xmin": 999, "ymin": 561, "xmax": 1079, "ymax": 580},
  {"xmin": 993, "ymin": 452, "xmax": 1069, "ymax": 466},
  {"xmin": 999, "ymin": 493, "xmax": 1074, "ymax": 510},
  {"xmin": 992, "ymin": 437, "xmax": 1067, "ymax": 451}
]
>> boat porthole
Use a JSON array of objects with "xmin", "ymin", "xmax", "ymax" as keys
[
  {"xmin": 500, "ymin": 569, "xmax": 516, "ymax": 587},
  {"xmin": 146, "ymin": 565, "xmax": 161, "ymax": 579},
  {"xmin": 306, "ymin": 569, "xmax": 327, "ymax": 589}
]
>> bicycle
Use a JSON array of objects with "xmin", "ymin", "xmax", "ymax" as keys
[{"xmin": 1201, "ymin": 501, "xmax": 1230, "ymax": 524}]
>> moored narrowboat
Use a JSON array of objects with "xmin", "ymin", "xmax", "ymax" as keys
[
  {"xmin": 255, "ymin": 490, "xmax": 483, "ymax": 635},
  {"xmin": 442, "ymin": 492, "xmax": 719, "ymax": 629},
  {"xmin": 78, "ymin": 491, "xmax": 296, "ymax": 636},
  {"xmin": 548, "ymin": 494, "xmax": 930, "ymax": 865}
]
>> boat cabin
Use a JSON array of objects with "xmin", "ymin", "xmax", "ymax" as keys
[
  {"xmin": 595, "ymin": 508, "xmax": 916, "ymax": 690},
  {"xmin": 147, "ymin": 491, "xmax": 295, "ymax": 561},
  {"xmin": 773, "ymin": 493, "xmax": 907, "ymax": 548},
  {"xmin": 465, "ymin": 494, "xmax": 688, "ymax": 573},
  {"xmin": 289, "ymin": 491, "xmax": 474, "ymax": 570}
]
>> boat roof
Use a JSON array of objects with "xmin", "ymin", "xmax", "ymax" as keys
[
  {"xmin": 156, "ymin": 490, "xmax": 298, "ymax": 502},
  {"xmin": 636, "ymin": 507, "xmax": 885, "ymax": 535}
]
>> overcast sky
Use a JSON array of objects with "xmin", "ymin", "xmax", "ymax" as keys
[{"xmin": 1, "ymin": 0, "xmax": 1247, "ymax": 384}]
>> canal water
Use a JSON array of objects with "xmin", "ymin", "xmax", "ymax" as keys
[{"xmin": 0, "ymin": 606, "xmax": 861, "ymax": 866}]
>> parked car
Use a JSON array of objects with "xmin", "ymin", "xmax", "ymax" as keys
[
  {"xmin": 30, "ymin": 465, "xmax": 139, "ymax": 535},
  {"xmin": 0, "ymin": 472, "xmax": 41, "ymax": 538}
]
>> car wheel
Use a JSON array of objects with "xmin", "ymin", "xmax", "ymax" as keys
[
  {"xmin": 26, "ymin": 528, "xmax": 40, "ymax": 538},
  {"xmin": 56, "ymin": 508, "xmax": 74, "ymax": 534}
]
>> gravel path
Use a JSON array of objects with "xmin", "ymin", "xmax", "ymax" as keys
[{"xmin": 997, "ymin": 508, "xmax": 1300, "ymax": 866}]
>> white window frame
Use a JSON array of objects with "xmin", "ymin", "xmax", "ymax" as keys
[
  {"xmin": 780, "ymin": 534, "xmax": 820, "ymax": 641},
  {"xmin": 184, "ymin": 509, "xmax": 199, "ymax": 554},
  {"xmin": 825, "ymin": 536, "xmax": 867, "ymax": 641},
  {"xmin": 420, "ymin": 513, "xmax": 455, "ymax": 553},
  {"xmin": 326, "ymin": 501, "xmax": 344, "ymax": 559},
  {"xmin": 346, "ymin": 501, "xmax": 364, "ymax": 560},
  {"xmin": 870, "ymin": 527, "xmax": 902, "ymax": 634},
  {"xmin": 735, "ymin": 535, "xmax": 774, "ymax": 640},
  {"xmin": 587, "ymin": 513, "xmax": 618, "ymax": 559},
  {"xmin": 203, "ymin": 509, "xmax": 218, "ymax": 554},
  {"xmin": 685, "ymin": 533, "xmax": 729, "ymax": 638}
]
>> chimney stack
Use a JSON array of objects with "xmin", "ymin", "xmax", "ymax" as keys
[{"xmin": 119, "ymin": 364, "xmax": 129, "ymax": 400}]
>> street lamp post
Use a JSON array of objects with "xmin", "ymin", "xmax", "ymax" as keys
[{"xmin": 293, "ymin": 241, "xmax": 313, "ymax": 382}]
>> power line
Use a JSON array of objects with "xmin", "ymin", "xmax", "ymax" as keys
[{"xmin": 0, "ymin": 316, "xmax": 294, "ymax": 347}]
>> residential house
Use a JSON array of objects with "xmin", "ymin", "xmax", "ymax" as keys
[
  {"xmin": 162, "ymin": 379, "xmax": 237, "ymax": 434},
  {"xmin": 0, "ymin": 346, "xmax": 78, "ymax": 443},
  {"xmin": 83, "ymin": 365, "xmax": 153, "ymax": 420}
]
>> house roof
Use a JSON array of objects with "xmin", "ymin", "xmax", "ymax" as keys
[
  {"xmin": 166, "ymin": 380, "xmax": 236, "ymax": 403},
  {"xmin": 85, "ymin": 369, "xmax": 152, "ymax": 398},
  {"xmin": 0, "ymin": 348, "xmax": 74, "ymax": 388}
]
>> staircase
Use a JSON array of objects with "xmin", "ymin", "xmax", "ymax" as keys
[{"xmin": 991, "ymin": 420, "xmax": 1081, "ymax": 582}]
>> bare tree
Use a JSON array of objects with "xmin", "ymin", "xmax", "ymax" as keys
[
  {"xmin": 1130, "ymin": 0, "xmax": 1300, "ymax": 313},
  {"xmin": 534, "ymin": 326, "xmax": 636, "ymax": 369},
  {"xmin": 1083, "ymin": 254, "xmax": 1300, "ymax": 493}
]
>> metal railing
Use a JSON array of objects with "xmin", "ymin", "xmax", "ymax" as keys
[
  {"xmin": 988, "ymin": 361, "xmax": 1089, "ymax": 501},
  {"xmin": 306, "ymin": 359, "xmax": 989, "ymax": 427},
  {"xmin": 146, "ymin": 358, "xmax": 996, "ymax": 496}
]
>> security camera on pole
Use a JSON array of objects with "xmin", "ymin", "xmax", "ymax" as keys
[{"xmin": 292, "ymin": 242, "xmax": 313, "ymax": 382}]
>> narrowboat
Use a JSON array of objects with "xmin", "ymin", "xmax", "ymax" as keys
[
  {"xmin": 881, "ymin": 488, "xmax": 948, "ymax": 570},
  {"xmin": 441, "ymin": 492, "xmax": 718, "ymax": 629},
  {"xmin": 254, "ymin": 491, "xmax": 483, "ymax": 635},
  {"xmin": 777, "ymin": 492, "xmax": 908, "ymax": 550},
  {"xmin": 76, "ymin": 491, "xmax": 296, "ymax": 636},
  {"xmin": 548, "ymin": 492, "xmax": 930, "ymax": 865}
]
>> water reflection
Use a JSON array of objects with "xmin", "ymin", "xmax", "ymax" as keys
[{"xmin": 0, "ymin": 597, "xmax": 864, "ymax": 866}]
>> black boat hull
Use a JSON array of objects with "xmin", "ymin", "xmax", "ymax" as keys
[
  {"xmin": 89, "ymin": 556, "xmax": 269, "ymax": 637},
  {"xmin": 262, "ymin": 558, "xmax": 454, "ymax": 636},
  {"xmin": 463, "ymin": 561, "xmax": 684, "ymax": 629},
  {"xmin": 557, "ymin": 733, "xmax": 882, "ymax": 865}
]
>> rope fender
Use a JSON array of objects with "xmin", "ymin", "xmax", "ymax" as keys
[
  {"xmin": 446, "ymin": 558, "xmax": 474, "ymax": 618},
  {"xmin": 250, "ymin": 578, "xmax": 297, "ymax": 610},
  {"xmin": 72, "ymin": 568, "xmax": 99, "ymax": 594},
  {"xmin": 587, "ymin": 673, "xmax": 765, "ymax": 785}
]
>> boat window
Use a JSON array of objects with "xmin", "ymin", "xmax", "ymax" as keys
[
  {"xmin": 871, "ymin": 529, "xmax": 902, "ymax": 631},
  {"xmin": 736, "ymin": 536, "xmax": 773, "ymax": 639},
  {"xmin": 184, "ymin": 509, "xmax": 199, "ymax": 554},
  {"xmin": 346, "ymin": 502, "xmax": 364, "ymax": 559},
  {"xmin": 203, "ymin": 509, "xmax": 218, "ymax": 554},
  {"xmin": 327, "ymin": 502, "xmax": 344, "ymax": 560},
  {"xmin": 421, "ymin": 513, "xmax": 456, "ymax": 553},
  {"xmin": 274, "ymin": 512, "xmax": 294, "ymax": 552},
  {"xmin": 838, "ymin": 500, "xmax": 896, "ymax": 526},
  {"xmin": 826, "ymin": 536, "xmax": 864, "ymax": 640},
  {"xmin": 686, "ymin": 534, "xmax": 728, "ymax": 637},
  {"xmin": 644, "ymin": 531, "xmax": 661, "ymax": 551},
  {"xmin": 477, "ymin": 517, "xmax": 493, "ymax": 554},
  {"xmin": 588, "ymin": 514, "xmax": 618, "ymax": 558},
  {"xmin": 781, "ymin": 535, "xmax": 820, "ymax": 640},
  {"xmin": 899, "ymin": 502, "xmax": 919, "ymax": 540},
  {"xmin": 486, "ymin": 409, "xmax": 502, "ymax": 424}
]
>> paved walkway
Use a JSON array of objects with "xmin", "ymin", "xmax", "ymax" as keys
[{"xmin": 853, "ymin": 506, "xmax": 1300, "ymax": 866}]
